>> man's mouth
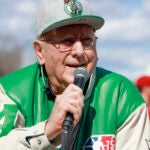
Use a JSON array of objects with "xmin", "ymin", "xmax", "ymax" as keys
[{"xmin": 67, "ymin": 64, "xmax": 84, "ymax": 68}]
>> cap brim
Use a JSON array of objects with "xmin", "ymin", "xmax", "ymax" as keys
[{"xmin": 42, "ymin": 15, "xmax": 104, "ymax": 34}]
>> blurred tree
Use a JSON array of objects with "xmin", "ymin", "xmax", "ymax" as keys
[{"xmin": 0, "ymin": 34, "xmax": 23, "ymax": 77}]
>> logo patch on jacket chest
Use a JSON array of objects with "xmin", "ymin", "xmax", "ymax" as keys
[{"xmin": 83, "ymin": 135, "xmax": 116, "ymax": 150}]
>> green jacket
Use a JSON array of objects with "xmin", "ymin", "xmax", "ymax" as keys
[{"xmin": 0, "ymin": 63, "xmax": 149, "ymax": 150}]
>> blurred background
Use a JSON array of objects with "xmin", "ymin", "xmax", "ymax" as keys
[{"xmin": 0, "ymin": 0, "xmax": 150, "ymax": 82}]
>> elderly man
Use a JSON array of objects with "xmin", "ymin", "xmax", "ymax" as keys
[{"xmin": 0, "ymin": 0, "xmax": 149, "ymax": 149}]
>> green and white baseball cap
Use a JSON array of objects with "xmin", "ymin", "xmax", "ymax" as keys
[{"xmin": 35, "ymin": 0, "xmax": 105, "ymax": 37}]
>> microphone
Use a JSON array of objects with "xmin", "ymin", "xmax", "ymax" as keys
[{"xmin": 63, "ymin": 66, "xmax": 90, "ymax": 133}]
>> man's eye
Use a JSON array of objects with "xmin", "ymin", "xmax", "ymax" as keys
[
  {"xmin": 82, "ymin": 38, "xmax": 92, "ymax": 44},
  {"xmin": 60, "ymin": 39, "xmax": 74, "ymax": 46}
]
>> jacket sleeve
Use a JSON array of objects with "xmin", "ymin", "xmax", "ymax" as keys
[
  {"xmin": 0, "ymin": 122, "xmax": 56, "ymax": 150},
  {"xmin": 115, "ymin": 77, "xmax": 150, "ymax": 150},
  {"xmin": 116, "ymin": 103, "xmax": 150, "ymax": 150},
  {"xmin": 0, "ymin": 86, "xmax": 56, "ymax": 150}
]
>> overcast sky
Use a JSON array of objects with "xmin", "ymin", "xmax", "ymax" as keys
[{"xmin": 0, "ymin": 0, "xmax": 150, "ymax": 81}]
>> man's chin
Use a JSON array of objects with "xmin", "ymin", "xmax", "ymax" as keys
[{"xmin": 63, "ymin": 74, "xmax": 74, "ymax": 85}]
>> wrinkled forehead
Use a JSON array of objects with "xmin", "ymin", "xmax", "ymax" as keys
[{"xmin": 40, "ymin": 24, "xmax": 95, "ymax": 38}]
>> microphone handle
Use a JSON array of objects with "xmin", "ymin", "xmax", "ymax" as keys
[{"xmin": 62, "ymin": 113, "xmax": 73, "ymax": 133}]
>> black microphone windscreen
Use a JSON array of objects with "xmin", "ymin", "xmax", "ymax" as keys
[{"xmin": 73, "ymin": 67, "xmax": 90, "ymax": 90}]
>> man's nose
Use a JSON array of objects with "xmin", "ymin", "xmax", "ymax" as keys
[{"xmin": 71, "ymin": 40, "xmax": 84, "ymax": 57}]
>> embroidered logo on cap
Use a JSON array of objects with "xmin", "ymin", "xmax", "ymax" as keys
[{"xmin": 64, "ymin": 0, "xmax": 83, "ymax": 16}]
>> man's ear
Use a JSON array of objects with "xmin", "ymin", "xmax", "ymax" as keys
[{"xmin": 33, "ymin": 40, "xmax": 45, "ymax": 65}]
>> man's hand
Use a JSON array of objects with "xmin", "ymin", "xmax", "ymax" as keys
[{"xmin": 44, "ymin": 84, "xmax": 84, "ymax": 140}]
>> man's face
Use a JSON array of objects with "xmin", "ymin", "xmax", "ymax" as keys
[{"xmin": 34, "ymin": 24, "xmax": 98, "ymax": 93}]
